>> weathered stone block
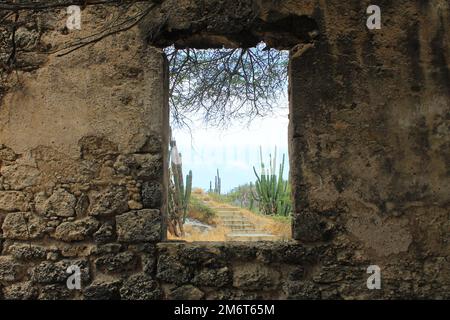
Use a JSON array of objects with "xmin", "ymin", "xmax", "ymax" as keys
[
  {"xmin": 141, "ymin": 181, "xmax": 162, "ymax": 209},
  {"xmin": 288, "ymin": 266, "xmax": 305, "ymax": 281},
  {"xmin": 84, "ymin": 279, "xmax": 122, "ymax": 300},
  {"xmin": 33, "ymin": 192, "xmax": 47, "ymax": 215},
  {"xmin": 0, "ymin": 165, "xmax": 40, "ymax": 190},
  {"xmin": 29, "ymin": 259, "xmax": 89, "ymax": 284},
  {"xmin": 221, "ymin": 243, "xmax": 257, "ymax": 261},
  {"xmin": 168, "ymin": 285, "xmax": 204, "ymax": 300},
  {"xmin": 312, "ymin": 265, "xmax": 347, "ymax": 284},
  {"xmin": 256, "ymin": 243, "xmax": 315, "ymax": 264},
  {"xmin": 0, "ymin": 191, "xmax": 28, "ymax": 212},
  {"xmin": 88, "ymin": 186, "xmax": 129, "ymax": 217},
  {"xmin": 94, "ymin": 252, "xmax": 137, "ymax": 273},
  {"xmin": 179, "ymin": 245, "xmax": 227, "ymax": 268},
  {"xmin": 79, "ymin": 136, "xmax": 118, "ymax": 161},
  {"xmin": 2, "ymin": 281, "xmax": 38, "ymax": 300},
  {"xmin": 142, "ymin": 254, "xmax": 156, "ymax": 275},
  {"xmin": 129, "ymin": 243, "xmax": 156, "ymax": 254},
  {"xmin": 113, "ymin": 154, "xmax": 137, "ymax": 175},
  {"xmin": 59, "ymin": 243, "xmax": 93, "ymax": 258},
  {"xmin": 2, "ymin": 212, "xmax": 45, "ymax": 240},
  {"xmin": 137, "ymin": 132, "xmax": 162, "ymax": 154},
  {"xmin": 0, "ymin": 146, "xmax": 17, "ymax": 161},
  {"xmin": 192, "ymin": 267, "xmax": 231, "ymax": 288},
  {"xmin": 39, "ymin": 284, "xmax": 73, "ymax": 300},
  {"xmin": 91, "ymin": 243, "xmax": 123, "ymax": 255},
  {"xmin": 29, "ymin": 261, "xmax": 67, "ymax": 284},
  {"xmin": 0, "ymin": 256, "xmax": 23, "ymax": 282},
  {"xmin": 75, "ymin": 193, "xmax": 90, "ymax": 216},
  {"xmin": 6, "ymin": 243, "xmax": 48, "ymax": 261},
  {"xmin": 206, "ymin": 289, "xmax": 258, "ymax": 300},
  {"xmin": 134, "ymin": 154, "xmax": 162, "ymax": 181},
  {"xmin": 43, "ymin": 189, "xmax": 77, "ymax": 217},
  {"xmin": 116, "ymin": 209, "xmax": 161, "ymax": 242},
  {"xmin": 127, "ymin": 200, "xmax": 143, "ymax": 210},
  {"xmin": 54, "ymin": 217, "xmax": 100, "ymax": 242},
  {"xmin": 93, "ymin": 222, "xmax": 116, "ymax": 244},
  {"xmin": 282, "ymin": 280, "xmax": 321, "ymax": 300},
  {"xmin": 156, "ymin": 255, "xmax": 193, "ymax": 285},
  {"xmin": 120, "ymin": 273, "xmax": 162, "ymax": 300},
  {"xmin": 232, "ymin": 264, "xmax": 280, "ymax": 291},
  {"xmin": 128, "ymin": 243, "xmax": 156, "ymax": 274}
]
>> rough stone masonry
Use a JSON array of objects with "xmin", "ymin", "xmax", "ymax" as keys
[{"xmin": 0, "ymin": 0, "xmax": 449, "ymax": 299}]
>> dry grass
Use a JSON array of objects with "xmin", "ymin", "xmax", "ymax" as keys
[
  {"xmin": 211, "ymin": 202, "xmax": 292, "ymax": 240},
  {"xmin": 239, "ymin": 208, "xmax": 291, "ymax": 240},
  {"xmin": 192, "ymin": 187, "xmax": 204, "ymax": 195},
  {"xmin": 168, "ymin": 190, "xmax": 291, "ymax": 241},
  {"xmin": 188, "ymin": 196, "xmax": 217, "ymax": 226},
  {"xmin": 167, "ymin": 223, "xmax": 231, "ymax": 242}
]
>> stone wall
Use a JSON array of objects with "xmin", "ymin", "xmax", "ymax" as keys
[
  {"xmin": 0, "ymin": 7, "xmax": 170, "ymax": 299},
  {"xmin": 0, "ymin": 1, "xmax": 449, "ymax": 299}
]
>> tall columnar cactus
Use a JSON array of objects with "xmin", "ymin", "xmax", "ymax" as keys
[
  {"xmin": 252, "ymin": 146, "xmax": 291, "ymax": 216},
  {"xmin": 168, "ymin": 139, "xmax": 193, "ymax": 236},
  {"xmin": 214, "ymin": 168, "xmax": 221, "ymax": 195}
]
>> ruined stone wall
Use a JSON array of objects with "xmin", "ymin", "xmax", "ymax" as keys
[
  {"xmin": 0, "ymin": 0, "xmax": 449, "ymax": 300},
  {"xmin": 287, "ymin": 0, "xmax": 449, "ymax": 298},
  {"xmin": 148, "ymin": 0, "xmax": 449, "ymax": 299},
  {"xmin": 0, "ymin": 7, "xmax": 169, "ymax": 299}
]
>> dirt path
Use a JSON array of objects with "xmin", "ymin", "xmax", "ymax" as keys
[
  {"xmin": 172, "ymin": 192, "xmax": 291, "ymax": 242},
  {"xmin": 205, "ymin": 203, "xmax": 281, "ymax": 241}
]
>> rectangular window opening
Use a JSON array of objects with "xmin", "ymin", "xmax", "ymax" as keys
[{"xmin": 164, "ymin": 43, "xmax": 292, "ymax": 242}]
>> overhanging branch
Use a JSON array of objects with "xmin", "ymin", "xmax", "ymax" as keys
[{"xmin": 0, "ymin": 0, "xmax": 156, "ymax": 11}]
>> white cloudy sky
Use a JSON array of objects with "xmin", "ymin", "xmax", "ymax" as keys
[{"xmin": 172, "ymin": 97, "xmax": 289, "ymax": 193}]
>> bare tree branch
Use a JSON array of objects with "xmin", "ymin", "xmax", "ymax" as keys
[
  {"xmin": 1, "ymin": 2, "xmax": 289, "ymax": 130},
  {"xmin": 165, "ymin": 44, "xmax": 289, "ymax": 128},
  {"xmin": 0, "ymin": 0, "xmax": 152, "ymax": 11},
  {"xmin": 53, "ymin": 3, "xmax": 156, "ymax": 57}
]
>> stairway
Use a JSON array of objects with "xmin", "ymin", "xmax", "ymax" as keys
[{"xmin": 209, "ymin": 205, "xmax": 278, "ymax": 241}]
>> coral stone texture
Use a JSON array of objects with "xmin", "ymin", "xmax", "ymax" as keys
[{"xmin": 0, "ymin": 0, "xmax": 449, "ymax": 299}]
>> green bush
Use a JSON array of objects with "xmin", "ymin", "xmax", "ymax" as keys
[{"xmin": 187, "ymin": 196, "xmax": 217, "ymax": 225}]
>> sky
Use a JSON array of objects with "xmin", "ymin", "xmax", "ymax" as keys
[{"xmin": 172, "ymin": 97, "xmax": 289, "ymax": 193}]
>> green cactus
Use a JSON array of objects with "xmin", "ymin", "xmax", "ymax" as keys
[
  {"xmin": 252, "ymin": 146, "xmax": 291, "ymax": 216},
  {"xmin": 168, "ymin": 139, "xmax": 193, "ymax": 236},
  {"xmin": 214, "ymin": 168, "xmax": 221, "ymax": 195}
]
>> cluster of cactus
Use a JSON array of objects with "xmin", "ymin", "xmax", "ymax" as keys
[
  {"xmin": 251, "ymin": 146, "xmax": 291, "ymax": 216},
  {"xmin": 168, "ymin": 139, "xmax": 192, "ymax": 237},
  {"xmin": 209, "ymin": 169, "xmax": 221, "ymax": 195}
]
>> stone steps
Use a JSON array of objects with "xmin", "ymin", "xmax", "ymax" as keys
[
  {"xmin": 216, "ymin": 214, "xmax": 243, "ymax": 218},
  {"xmin": 198, "ymin": 200, "xmax": 280, "ymax": 241},
  {"xmin": 225, "ymin": 233, "xmax": 278, "ymax": 241},
  {"xmin": 223, "ymin": 226, "xmax": 258, "ymax": 232},
  {"xmin": 202, "ymin": 202, "xmax": 278, "ymax": 241}
]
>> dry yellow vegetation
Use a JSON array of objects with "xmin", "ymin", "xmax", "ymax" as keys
[
  {"xmin": 239, "ymin": 208, "xmax": 291, "ymax": 240},
  {"xmin": 168, "ymin": 190, "xmax": 291, "ymax": 242},
  {"xmin": 167, "ymin": 223, "xmax": 231, "ymax": 242}
]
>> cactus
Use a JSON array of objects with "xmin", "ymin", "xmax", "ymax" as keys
[
  {"xmin": 168, "ymin": 139, "xmax": 193, "ymax": 236},
  {"xmin": 209, "ymin": 169, "xmax": 221, "ymax": 195},
  {"xmin": 214, "ymin": 169, "xmax": 221, "ymax": 195},
  {"xmin": 252, "ymin": 146, "xmax": 291, "ymax": 216}
]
